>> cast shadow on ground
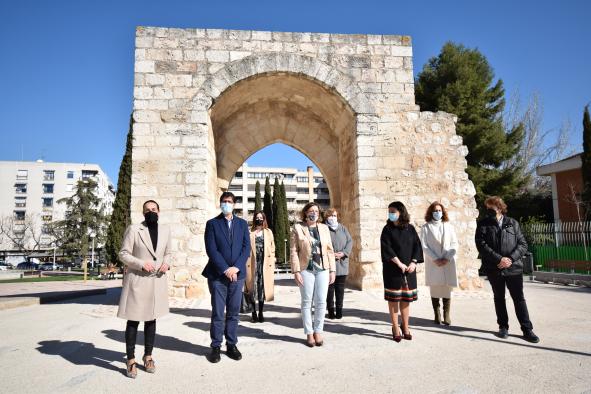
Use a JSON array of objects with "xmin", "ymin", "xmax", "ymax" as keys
[
  {"xmin": 36, "ymin": 340, "xmax": 124, "ymax": 375},
  {"xmin": 102, "ymin": 329, "xmax": 210, "ymax": 357}
]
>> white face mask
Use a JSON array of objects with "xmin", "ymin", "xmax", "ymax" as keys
[
  {"xmin": 327, "ymin": 217, "xmax": 338, "ymax": 226},
  {"xmin": 221, "ymin": 202, "xmax": 234, "ymax": 215},
  {"xmin": 432, "ymin": 211, "xmax": 443, "ymax": 221}
]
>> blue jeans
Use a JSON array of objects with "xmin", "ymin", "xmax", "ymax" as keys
[
  {"xmin": 299, "ymin": 269, "xmax": 329, "ymax": 335},
  {"xmin": 208, "ymin": 276, "xmax": 244, "ymax": 347}
]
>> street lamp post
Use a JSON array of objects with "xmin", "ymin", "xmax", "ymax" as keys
[
  {"xmin": 52, "ymin": 246, "xmax": 56, "ymax": 270},
  {"xmin": 90, "ymin": 234, "xmax": 95, "ymax": 270}
]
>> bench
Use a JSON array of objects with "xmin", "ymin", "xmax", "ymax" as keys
[{"xmin": 547, "ymin": 260, "xmax": 591, "ymax": 274}]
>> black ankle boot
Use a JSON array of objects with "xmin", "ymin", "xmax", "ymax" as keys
[
  {"xmin": 327, "ymin": 308, "xmax": 335, "ymax": 319},
  {"xmin": 258, "ymin": 302, "xmax": 265, "ymax": 323},
  {"xmin": 431, "ymin": 298, "xmax": 441, "ymax": 324},
  {"xmin": 335, "ymin": 308, "xmax": 343, "ymax": 319},
  {"xmin": 251, "ymin": 306, "xmax": 258, "ymax": 323}
]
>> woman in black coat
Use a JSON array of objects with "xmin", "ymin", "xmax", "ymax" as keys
[{"xmin": 380, "ymin": 201, "xmax": 424, "ymax": 342}]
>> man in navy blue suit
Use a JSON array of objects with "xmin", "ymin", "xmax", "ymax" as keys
[{"xmin": 202, "ymin": 191, "xmax": 251, "ymax": 363}]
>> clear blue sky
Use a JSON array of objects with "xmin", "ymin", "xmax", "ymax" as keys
[{"xmin": 1, "ymin": 0, "xmax": 589, "ymax": 185}]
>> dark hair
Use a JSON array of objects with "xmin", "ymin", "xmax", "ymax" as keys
[
  {"xmin": 251, "ymin": 211, "xmax": 268, "ymax": 231},
  {"xmin": 300, "ymin": 202, "xmax": 321, "ymax": 222},
  {"xmin": 142, "ymin": 200, "xmax": 160, "ymax": 211},
  {"xmin": 425, "ymin": 201, "xmax": 449, "ymax": 222},
  {"xmin": 388, "ymin": 201, "xmax": 410, "ymax": 226},
  {"xmin": 484, "ymin": 196, "xmax": 508, "ymax": 214},
  {"xmin": 219, "ymin": 191, "xmax": 236, "ymax": 204}
]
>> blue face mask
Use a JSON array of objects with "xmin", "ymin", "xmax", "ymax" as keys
[
  {"xmin": 432, "ymin": 211, "xmax": 443, "ymax": 221},
  {"xmin": 388, "ymin": 212, "xmax": 399, "ymax": 222},
  {"xmin": 221, "ymin": 202, "xmax": 234, "ymax": 215}
]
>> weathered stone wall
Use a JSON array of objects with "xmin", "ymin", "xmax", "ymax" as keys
[{"xmin": 131, "ymin": 27, "xmax": 482, "ymax": 298}]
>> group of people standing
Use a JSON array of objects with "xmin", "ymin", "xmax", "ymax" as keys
[{"xmin": 116, "ymin": 193, "xmax": 539, "ymax": 378}]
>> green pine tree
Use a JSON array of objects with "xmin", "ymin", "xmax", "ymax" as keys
[
  {"xmin": 280, "ymin": 181, "xmax": 290, "ymax": 262},
  {"xmin": 263, "ymin": 176, "xmax": 273, "ymax": 229},
  {"xmin": 272, "ymin": 177, "xmax": 280, "ymax": 234},
  {"xmin": 582, "ymin": 105, "xmax": 591, "ymax": 218},
  {"xmin": 105, "ymin": 115, "xmax": 133, "ymax": 266},
  {"xmin": 254, "ymin": 180, "xmax": 262, "ymax": 213},
  {"xmin": 415, "ymin": 42, "xmax": 526, "ymax": 208},
  {"xmin": 52, "ymin": 179, "xmax": 108, "ymax": 266}
]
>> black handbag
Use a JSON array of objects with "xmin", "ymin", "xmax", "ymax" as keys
[{"xmin": 240, "ymin": 292, "xmax": 254, "ymax": 313}]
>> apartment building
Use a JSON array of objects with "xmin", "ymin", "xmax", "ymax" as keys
[
  {"xmin": 228, "ymin": 163, "xmax": 330, "ymax": 220},
  {"xmin": 0, "ymin": 160, "xmax": 115, "ymax": 252}
]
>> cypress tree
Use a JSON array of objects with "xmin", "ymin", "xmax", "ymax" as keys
[
  {"xmin": 582, "ymin": 105, "xmax": 591, "ymax": 218},
  {"xmin": 280, "ymin": 181, "xmax": 290, "ymax": 262},
  {"xmin": 105, "ymin": 116, "xmax": 133, "ymax": 266},
  {"xmin": 263, "ymin": 176, "xmax": 273, "ymax": 230},
  {"xmin": 254, "ymin": 180, "xmax": 262, "ymax": 214},
  {"xmin": 272, "ymin": 177, "xmax": 280, "ymax": 234},
  {"xmin": 415, "ymin": 42, "xmax": 526, "ymax": 208}
]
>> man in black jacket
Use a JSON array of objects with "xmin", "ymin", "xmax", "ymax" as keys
[{"xmin": 475, "ymin": 196, "xmax": 540, "ymax": 343}]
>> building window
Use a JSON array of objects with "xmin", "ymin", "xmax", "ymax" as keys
[
  {"xmin": 314, "ymin": 177, "xmax": 324, "ymax": 183},
  {"xmin": 43, "ymin": 184, "xmax": 54, "ymax": 194},
  {"xmin": 14, "ymin": 211, "xmax": 26, "ymax": 220},
  {"xmin": 228, "ymin": 184, "xmax": 242, "ymax": 191},
  {"xmin": 67, "ymin": 171, "xmax": 74, "ymax": 179},
  {"xmin": 296, "ymin": 177, "xmax": 308, "ymax": 182},
  {"xmin": 42, "ymin": 215, "xmax": 52, "ymax": 222},
  {"xmin": 82, "ymin": 170, "xmax": 98, "ymax": 179},
  {"xmin": 284, "ymin": 174, "xmax": 294, "ymax": 179},
  {"xmin": 16, "ymin": 170, "xmax": 28, "ymax": 180},
  {"xmin": 15, "ymin": 183, "xmax": 27, "ymax": 194},
  {"xmin": 43, "ymin": 170, "xmax": 55, "ymax": 181},
  {"xmin": 15, "ymin": 197, "xmax": 26, "ymax": 208},
  {"xmin": 66, "ymin": 184, "xmax": 74, "ymax": 192},
  {"xmin": 297, "ymin": 188, "xmax": 309, "ymax": 194},
  {"xmin": 41, "ymin": 225, "xmax": 51, "ymax": 235},
  {"xmin": 42, "ymin": 198, "xmax": 53, "ymax": 208},
  {"xmin": 235, "ymin": 172, "xmax": 243, "ymax": 178}
]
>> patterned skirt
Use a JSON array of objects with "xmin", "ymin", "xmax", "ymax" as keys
[{"xmin": 384, "ymin": 285, "xmax": 418, "ymax": 302}]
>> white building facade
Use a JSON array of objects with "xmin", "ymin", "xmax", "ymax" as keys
[
  {"xmin": 228, "ymin": 163, "xmax": 330, "ymax": 220},
  {"xmin": 0, "ymin": 160, "xmax": 115, "ymax": 254}
]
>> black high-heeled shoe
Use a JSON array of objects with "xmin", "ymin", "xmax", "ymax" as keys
[{"xmin": 392, "ymin": 327, "xmax": 402, "ymax": 342}]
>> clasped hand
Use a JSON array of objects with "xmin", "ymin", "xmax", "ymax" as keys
[
  {"xmin": 143, "ymin": 262, "xmax": 169, "ymax": 274},
  {"xmin": 225, "ymin": 266, "xmax": 239, "ymax": 282},
  {"xmin": 497, "ymin": 257, "xmax": 512, "ymax": 269},
  {"xmin": 435, "ymin": 258, "xmax": 449, "ymax": 267}
]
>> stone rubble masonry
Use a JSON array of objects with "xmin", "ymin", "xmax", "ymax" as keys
[{"xmin": 131, "ymin": 27, "xmax": 482, "ymax": 298}]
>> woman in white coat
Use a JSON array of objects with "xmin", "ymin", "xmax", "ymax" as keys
[
  {"xmin": 117, "ymin": 200, "xmax": 172, "ymax": 378},
  {"xmin": 420, "ymin": 202, "xmax": 458, "ymax": 325}
]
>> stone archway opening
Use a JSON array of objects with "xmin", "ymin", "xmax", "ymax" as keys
[{"xmin": 208, "ymin": 72, "xmax": 359, "ymax": 244}]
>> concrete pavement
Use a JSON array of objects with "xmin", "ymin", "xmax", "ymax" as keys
[{"xmin": 0, "ymin": 279, "xmax": 589, "ymax": 393}]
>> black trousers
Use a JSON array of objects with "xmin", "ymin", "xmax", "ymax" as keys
[
  {"xmin": 487, "ymin": 271, "xmax": 533, "ymax": 332},
  {"xmin": 327, "ymin": 275, "xmax": 347, "ymax": 311},
  {"xmin": 125, "ymin": 320, "xmax": 156, "ymax": 360}
]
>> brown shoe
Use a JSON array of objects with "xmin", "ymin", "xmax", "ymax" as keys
[
  {"xmin": 143, "ymin": 355, "xmax": 156, "ymax": 374},
  {"xmin": 313, "ymin": 333, "xmax": 324, "ymax": 346},
  {"xmin": 305, "ymin": 334, "xmax": 315, "ymax": 347},
  {"xmin": 126, "ymin": 359, "xmax": 137, "ymax": 379}
]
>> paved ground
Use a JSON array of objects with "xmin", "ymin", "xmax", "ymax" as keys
[
  {"xmin": 0, "ymin": 279, "xmax": 589, "ymax": 393},
  {"xmin": 0, "ymin": 280, "xmax": 122, "ymax": 308}
]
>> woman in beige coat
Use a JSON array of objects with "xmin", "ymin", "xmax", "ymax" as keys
[
  {"xmin": 117, "ymin": 200, "xmax": 172, "ymax": 378},
  {"xmin": 245, "ymin": 211, "xmax": 276, "ymax": 323},
  {"xmin": 420, "ymin": 202, "xmax": 458, "ymax": 325},
  {"xmin": 291, "ymin": 202, "xmax": 336, "ymax": 347}
]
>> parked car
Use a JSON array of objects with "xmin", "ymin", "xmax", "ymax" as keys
[
  {"xmin": 40, "ymin": 263, "xmax": 55, "ymax": 271},
  {"xmin": 16, "ymin": 262, "xmax": 39, "ymax": 270},
  {"xmin": 0, "ymin": 262, "xmax": 10, "ymax": 271}
]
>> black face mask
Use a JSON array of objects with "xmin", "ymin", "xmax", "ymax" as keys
[
  {"xmin": 486, "ymin": 208, "xmax": 497, "ymax": 218},
  {"xmin": 144, "ymin": 211, "xmax": 159, "ymax": 225},
  {"xmin": 254, "ymin": 219, "xmax": 264, "ymax": 226}
]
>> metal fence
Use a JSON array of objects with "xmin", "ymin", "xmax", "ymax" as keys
[{"xmin": 522, "ymin": 221, "xmax": 591, "ymax": 273}]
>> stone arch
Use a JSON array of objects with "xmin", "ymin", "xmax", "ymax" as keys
[{"xmin": 185, "ymin": 52, "xmax": 375, "ymax": 115}]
